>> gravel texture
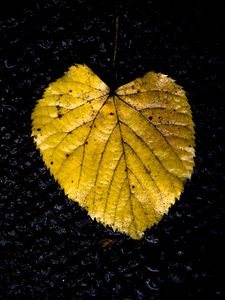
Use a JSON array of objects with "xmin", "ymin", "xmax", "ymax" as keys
[{"xmin": 1, "ymin": 0, "xmax": 225, "ymax": 299}]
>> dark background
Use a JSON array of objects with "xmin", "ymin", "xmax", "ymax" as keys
[{"xmin": 1, "ymin": 0, "xmax": 225, "ymax": 299}]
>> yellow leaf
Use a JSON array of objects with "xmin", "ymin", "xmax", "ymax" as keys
[{"xmin": 31, "ymin": 64, "xmax": 195, "ymax": 239}]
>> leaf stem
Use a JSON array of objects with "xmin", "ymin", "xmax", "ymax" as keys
[{"xmin": 112, "ymin": 13, "xmax": 119, "ymax": 80}]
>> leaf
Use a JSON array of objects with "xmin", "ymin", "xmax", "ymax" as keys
[{"xmin": 31, "ymin": 64, "xmax": 195, "ymax": 239}]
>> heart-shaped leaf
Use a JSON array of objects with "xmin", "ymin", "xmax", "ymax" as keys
[{"xmin": 32, "ymin": 64, "xmax": 195, "ymax": 239}]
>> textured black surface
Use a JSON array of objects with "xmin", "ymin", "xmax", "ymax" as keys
[{"xmin": 1, "ymin": 0, "xmax": 225, "ymax": 299}]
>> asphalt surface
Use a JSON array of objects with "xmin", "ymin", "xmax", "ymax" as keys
[{"xmin": 1, "ymin": 0, "xmax": 225, "ymax": 299}]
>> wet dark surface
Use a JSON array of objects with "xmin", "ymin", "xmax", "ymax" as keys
[{"xmin": 1, "ymin": 0, "xmax": 225, "ymax": 299}]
